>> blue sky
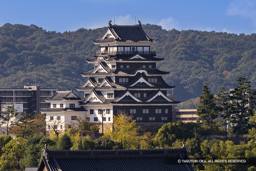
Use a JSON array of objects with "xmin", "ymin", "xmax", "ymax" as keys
[{"xmin": 0, "ymin": 0, "xmax": 255, "ymax": 34}]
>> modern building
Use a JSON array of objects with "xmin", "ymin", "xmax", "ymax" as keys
[
  {"xmin": 37, "ymin": 147, "xmax": 194, "ymax": 171},
  {"xmin": 0, "ymin": 85, "xmax": 56, "ymax": 114},
  {"xmin": 175, "ymin": 109, "xmax": 198, "ymax": 123}
]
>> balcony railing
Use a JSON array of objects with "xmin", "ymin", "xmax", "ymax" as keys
[{"xmin": 95, "ymin": 51, "xmax": 156, "ymax": 56}]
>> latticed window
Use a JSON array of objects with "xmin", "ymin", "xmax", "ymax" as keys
[
  {"xmin": 149, "ymin": 117, "xmax": 155, "ymax": 121},
  {"xmin": 143, "ymin": 109, "xmax": 149, "ymax": 114},
  {"xmin": 71, "ymin": 116, "xmax": 77, "ymax": 120},
  {"xmin": 155, "ymin": 109, "xmax": 162, "ymax": 114},
  {"xmin": 130, "ymin": 109, "xmax": 136, "ymax": 114}
]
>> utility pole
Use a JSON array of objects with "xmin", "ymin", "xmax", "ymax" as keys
[{"xmin": 100, "ymin": 109, "xmax": 105, "ymax": 134}]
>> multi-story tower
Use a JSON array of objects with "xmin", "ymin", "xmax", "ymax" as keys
[{"xmin": 77, "ymin": 21, "xmax": 178, "ymax": 131}]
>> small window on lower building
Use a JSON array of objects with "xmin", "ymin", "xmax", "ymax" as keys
[
  {"xmin": 161, "ymin": 117, "xmax": 168, "ymax": 121},
  {"xmin": 155, "ymin": 109, "xmax": 162, "ymax": 114},
  {"xmin": 136, "ymin": 117, "xmax": 143, "ymax": 121},
  {"xmin": 60, "ymin": 104, "xmax": 64, "ymax": 108},
  {"xmin": 48, "ymin": 125, "xmax": 50, "ymax": 129},
  {"xmin": 60, "ymin": 125, "xmax": 63, "ymax": 129},
  {"xmin": 50, "ymin": 116, "xmax": 53, "ymax": 120},
  {"xmin": 112, "ymin": 65, "xmax": 116, "ymax": 68},
  {"xmin": 57, "ymin": 116, "xmax": 60, "ymax": 120},
  {"xmin": 53, "ymin": 104, "xmax": 56, "ymax": 108},
  {"xmin": 108, "ymin": 117, "xmax": 111, "ymax": 121},
  {"xmin": 103, "ymin": 117, "xmax": 106, "ymax": 121},
  {"xmin": 69, "ymin": 104, "xmax": 75, "ymax": 108},
  {"xmin": 130, "ymin": 109, "xmax": 136, "ymax": 114},
  {"xmin": 71, "ymin": 116, "xmax": 77, "ymax": 120},
  {"xmin": 98, "ymin": 109, "xmax": 103, "ymax": 114},
  {"xmin": 90, "ymin": 109, "xmax": 94, "ymax": 114},
  {"xmin": 94, "ymin": 117, "xmax": 98, "ymax": 121},
  {"xmin": 165, "ymin": 109, "xmax": 168, "ymax": 114},
  {"xmin": 149, "ymin": 117, "xmax": 155, "ymax": 121},
  {"xmin": 107, "ymin": 93, "xmax": 114, "ymax": 98},
  {"xmin": 86, "ymin": 117, "xmax": 90, "ymax": 121},
  {"xmin": 143, "ymin": 109, "xmax": 149, "ymax": 114},
  {"xmin": 53, "ymin": 125, "xmax": 57, "ymax": 129},
  {"xmin": 106, "ymin": 109, "xmax": 110, "ymax": 114}
]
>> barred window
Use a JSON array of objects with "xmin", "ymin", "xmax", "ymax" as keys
[
  {"xmin": 149, "ymin": 117, "xmax": 155, "ymax": 121},
  {"xmin": 136, "ymin": 117, "xmax": 143, "ymax": 121},
  {"xmin": 155, "ymin": 109, "xmax": 162, "ymax": 114},
  {"xmin": 143, "ymin": 109, "xmax": 149, "ymax": 114},
  {"xmin": 130, "ymin": 109, "xmax": 136, "ymax": 114}
]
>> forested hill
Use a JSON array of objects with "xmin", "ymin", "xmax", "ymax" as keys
[{"xmin": 0, "ymin": 23, "xmax": 255, "ymax": 101}]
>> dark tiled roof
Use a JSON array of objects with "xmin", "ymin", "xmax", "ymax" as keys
[
  {"xmin": 94, "ymin": 22, "xmax": 153, "ymax": 43},
  {"xmin": 46, "ymin": 91, "xmax": 81, "ymax": 101},
  {"xmin": 109, "ymin": 24, "xmax": 152, "ymax": 42},
  {"xmin": 38, "ymin": 148, "xmax": 194, "ymax": 171}
]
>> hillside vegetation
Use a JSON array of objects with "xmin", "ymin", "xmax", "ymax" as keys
[{"xmin": 0, "ymin": 23, "xmax": 255, "ymax": 101}]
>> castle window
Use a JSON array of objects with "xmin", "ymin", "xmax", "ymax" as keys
[
  {"xmin": 98, "ymin": 78, "xmax": 104, "ymax": 83},
  {"xmin": 126, "ymin": 65, "xmax": 130, "ymax": 68},
  {"xmin": 103, "ymin": 117, "xmax": 106, "ymax": 121},
  {"xmin": 165, "ymin": 109, "xmax": 168, "ymax": 114},
  {"xmin": 120, "ymin": 65, "xmax": 124, "ymax": 68},
  {"xmin": 60, "ymin": 125, "xmax": 63, "ymax": 129},
  {"xmin": 143, "ymin": 93, "xmax": 147, "ymax": 98},
  {"xmin": 108, "ymin": 117, "xmax": 111, "ymax": 121},
  {"xmin": 50, "ymin": 116, "xmax": 53, "ymax": 120},
  {"xmin": 142, "ymin": 65, "xmax": 146, "ymax": 68},
  {"xmin": 57, "ymin": 116, "xmax": 60, "ymax": 120},
  {"xmin": 136, "ymin": 117, "xmax": 143, "ymax": 121},
  {"xmin": 130, "ymin": 109, "xmax": 136, "ymax": 114},
  {"xmin": 90, "ymin": 109, "xmax": 94, "ymax": 114},
  {"xmin": 148, "ymin": 78, "xmax": 157, "ymax": 83},
  {"xmin": 107, "ymin": 93, "xmax": 113, "ymax": 98},
  {"xmin": 161, "ymin": 117, "xmax": 168, "ymax": 121},
  {"xmin": 149, "ymin": 117, "xmax": 155, "ymax": 121},
  {"xmin": 53, "ymin": 104, "xmax": 56, "ymax": 108},
  {"xmin": 106, "ymin": 109, "xmax": 110, "ymax": 114},
  {"xmin": 112, "ymin": 65, "xmax": 116, "ymax": 68},
  {"xmin": 119, "ymin": 78, "xmax": 128, "ymax": 83},
  {"xmin": 94, "ymin": 117, "xmax": 98, "ymax": 121},
  {"xmin": 143, "ymin": 109, "xmax": 149, "ymax": 114},
  {"xmin": 149, "ymin": 65, "xmax": 152, "ymax": 68},
  {"xmin": 155, "ymin": 109, "xmax": 162, "ymax": 114},
  {"xmin": 134, "ymin": 93, "xmax": 141, "ymax": 98},
  {"xmin": 69, "ymin": 104, "xmax": 75, "ymax": 108},
  {"xmin": 86, "ymin": 117, "xmax": 90, "ymax": 121},
  {"xmin": 71, "ymin": 116, "xmax": 77, "ymax": 120},
  {"xmin": 60, "ymin": 104, "xmax": 63, "ymax": 108},
  {"xmin": 48, "ymin": 125, "xmax": 50, "ymax": 129}
]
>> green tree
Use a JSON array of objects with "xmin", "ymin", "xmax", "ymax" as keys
[
  {"xmin": 10, "ymin": 113, "xmax": 34, "ymax": 138},
  {"xmin": 0, "ymin": 135, "xmax": 12, "ymax": 155},
  {"xmin": 104, "ymin": 114, "xmax": 140, "ymax": 149},
  {"xmin": 229, "ymin": 77, "xmax": 255, "ymax": 136},
  {"xmin": 197, "ymin": 84, "xmax": 218, "ymax": 126},
  {"xmin": 0, "ymin": 105, "xmax": 18, "ymax": 135},
  {"xmin": 0, "ymin": 137, "xmax": 26, "ymax": 171},
  {"xmin": 20, "ymin": 134, "xmax": 44, "ymax": 169},
  {"xmin": 57, "ymin": 133, "xmax": 73, "ymax": 150}
]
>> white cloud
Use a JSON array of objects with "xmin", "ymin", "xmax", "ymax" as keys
[
  {"xmin": 158, "ymin": 17, "xmax": 179, "ymax": 30},
  {"xmin": 115, "ymin": 15, "xmax": 135, "ymax": 25},
  {"xmin": 228, "ymin": 0, "xmax": 256, "ymax": 25}
]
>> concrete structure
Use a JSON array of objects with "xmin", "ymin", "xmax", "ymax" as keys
[
  {"xmin": 175, "ymin": 109, "xmax": 198, "ymax": 123},
  {"xmin": 0, "ymin": 85, "xmax": 56, "ymax": 114}
]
